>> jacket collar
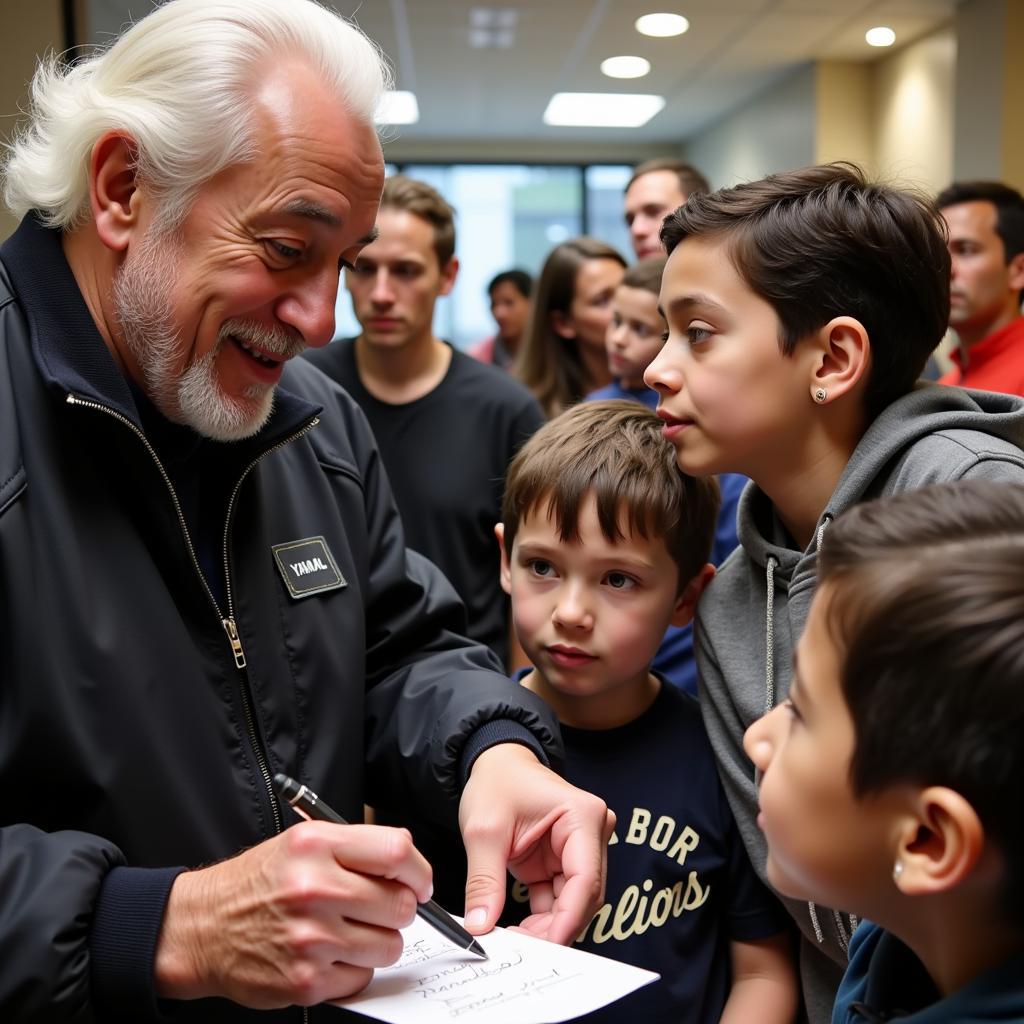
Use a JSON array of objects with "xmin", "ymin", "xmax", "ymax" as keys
[{"xmin": 0, "ymin": 213, "xmax": 321, "ymax": 451}]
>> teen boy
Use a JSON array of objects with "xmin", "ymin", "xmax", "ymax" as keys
[
  {"xmin": 497, "ymin": 401, "xmax": 797, "ymax": 1023},
  {"xmin": 745, "ymin": 480, "xmax": 1024, "ymax": 1022},
  {"xmin": 587, "ymin": 260, "xmax": 747, "ymax": 693},
  {"xmin": 644, "ymin": 163, "xmax": 1024, "ymax": 1021}
]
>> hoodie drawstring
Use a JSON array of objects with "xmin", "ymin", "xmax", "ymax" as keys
[{"xmin": 764, "ymin": 555, "xmax": 778, "ymax": 716}]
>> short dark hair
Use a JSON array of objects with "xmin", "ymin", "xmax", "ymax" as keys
[
  {"xmin": 626, "ymin": 158, "xmax": 710, "ymax": 200},
  {"xmin": 380, "ymin": 174, "xmax": 456, "ymax": 266},
  {"xmin": 620, "ymin": 257, "xmax": 666, "ymax": 297},
  {"xmin": 661, "ymin": 163, "xmax": 950, "ymax": 421},
  {"xmin": 488, "ymin": 268, "xmax": 533, "ymax": 299},
  {"xmin": 502, "ymin": 400, "xmax": 720, "ymax": 592},
  {"xmin": 936, "ymin": 180, "xmax": 1024, "ymax": 263},
  {"xmin": 818, "ymin": 480, "xmax": 1024, "ymax": 924}
]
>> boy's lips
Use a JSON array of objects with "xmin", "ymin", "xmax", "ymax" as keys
[
  {"xmin": 656, "ymin": 407, "xmax": 694, "ymax": 437},
  {"xmin": 546, "ymin": 644, "xmax": 597, "ymax": 668}
]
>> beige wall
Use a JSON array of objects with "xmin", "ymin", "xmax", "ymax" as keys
[
  {"xmin": 681, "ymin": 23, "xmax": 956, "ymax": 195},
  {"xmin": 814, "ymin": 62, "xmax": 873, "ymax": 170},
  {"xmin": 0, "ymin": 0, "xmax": 65, "ymax": 241},
  {"xmin": 871, "ymin": 26, "xmax": 956, "ymax": 194},
  {"xmin": 683, "ymin": 66, "xmax": 816, "ymax": 189}
]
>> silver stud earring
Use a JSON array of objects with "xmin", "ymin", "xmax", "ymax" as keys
[
  {"xmin": 893, "ymin": 860, "xmax": 904, "ymax": 883},
  {"xmin": 813, "ymin": 387, "xmax": 828, "ymax": 404}
]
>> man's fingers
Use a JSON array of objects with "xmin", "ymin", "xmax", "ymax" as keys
[{"xmin": 285, "ymin": 821, "xmax": 433, "ymax": 903}]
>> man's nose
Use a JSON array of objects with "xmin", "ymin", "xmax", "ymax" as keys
[
  {"xmin": 370, "ymin": 269, "xmax": 395, "ymax": 305},
  {"xmin": 275, "ymin": 268, "xmax": 338, "ymax": 349}
]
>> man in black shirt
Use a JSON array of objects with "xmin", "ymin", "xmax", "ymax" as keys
[{"xmin": 306, "ymin": 175, "xmax": 544, "ymax": 666}]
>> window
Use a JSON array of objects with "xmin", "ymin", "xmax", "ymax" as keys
[{"xmin": 333, "ymin": 162, "xmax": 634, "ymax": 349}]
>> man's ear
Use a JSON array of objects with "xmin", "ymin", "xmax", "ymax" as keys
[
  {"xmin": 893, "ymin": 786, "xmax": 985, "ymax": 898},
  {"xmin": 494, "ymin": 523, "xmax": 512, "ymax": 595},
  {"xmin": 1008, "ymin": 251, "xmax": 1024, "ymax": 295},
  {"xmin": 550, "ymin": 310, "xmax": 576, "ymax": 340},
  {"xmin": 670, "ymin": 562, "xmax": 715, "ymax": 628},
  {"xmin": 90, "ymin": 131, "xmax": 144, "ymax": 253},
  {"xmin": 439, "ymin": 255, "xmax": 459, "ymax": 297},
  {"xmin": 808, "ymin": 316, "xmax": 870, "ymax": 404}
]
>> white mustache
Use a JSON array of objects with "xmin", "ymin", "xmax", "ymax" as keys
[{"xmin": 221, "ymin": 320, "xmax": 306, "ymax": 360}]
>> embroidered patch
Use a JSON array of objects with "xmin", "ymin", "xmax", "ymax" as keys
[{"xmin": 272, "ymin": 537, "xmax": 347, "ymax": 599}]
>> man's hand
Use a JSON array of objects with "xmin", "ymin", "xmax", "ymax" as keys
[
  {"xmin": 154, "ymin": 822, "xmax": 432, "ymax": 1008},
  {"xmin": 458, "ymin": 744, "xmax": 614, "ymax": 945}
]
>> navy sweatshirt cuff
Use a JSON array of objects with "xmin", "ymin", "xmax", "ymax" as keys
[
  {"xmin": 459, "ymin": 720, "xmax": 549, "ymax": 786},
  {"xmin": 90, "ymin": 864, "xmax": 186, "ymax": 1019}
]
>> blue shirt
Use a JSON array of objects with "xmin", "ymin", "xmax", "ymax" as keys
[
  {"xmin": 585, "ymin": 380, "xmax": 660, "ymax": 409},
  {"xmin": 835, "ymin": 921, "xmax": 1024, "ymax": 1023}
]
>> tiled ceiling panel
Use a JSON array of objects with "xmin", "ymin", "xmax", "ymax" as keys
[{"xmin": 86, "ymin": 0, "xmax": 960, "ymax": 143}]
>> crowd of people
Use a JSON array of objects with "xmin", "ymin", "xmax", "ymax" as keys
[{"xmin": 3, "ymin": 1, "xmax": 1024, "ymax": 1023}]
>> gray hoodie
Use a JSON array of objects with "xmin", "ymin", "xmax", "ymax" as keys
[{"xmin": 696, "ymin": 383, "xmax": 1024, "ymax": 1024}]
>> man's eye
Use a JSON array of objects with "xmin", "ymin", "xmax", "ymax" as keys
[
  {"xmin": 268, "ymin": 240, "xmax": 302, "ymax": 260},
  {"xmin": 605, "ymin": 572, "xmax": 637, "ymax": 590}
]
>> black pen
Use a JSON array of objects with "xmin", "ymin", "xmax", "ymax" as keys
[{"xmin": 273, "ymin": 773, "xmax": 488, "ymax": 960}]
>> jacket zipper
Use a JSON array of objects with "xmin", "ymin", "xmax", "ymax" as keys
[
  {"xmin": 219, "ymin": 418, "xmax": 321, "ymax": 837},
  {"xmin": 66, "ymin": 393, "xmax": 319, "ymax": 839}
]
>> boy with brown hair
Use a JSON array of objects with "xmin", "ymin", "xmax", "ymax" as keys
[
  {"xmin": 497, "ymin": 400, "xmax": 796, "ymax": 1023},
  {"xmin": 746, "ymin": 480, "xmax": 1024, "ymax": 1022}
]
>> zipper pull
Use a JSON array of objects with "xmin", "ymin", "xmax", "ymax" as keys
[{"xmin": 223, "ymin": 616, "xmax": 247, "ymax": 668}]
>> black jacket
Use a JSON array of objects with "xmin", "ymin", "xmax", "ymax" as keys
[{"xmin": 0, "ymin": 216, "xmax": 561, "ymax": 1022}]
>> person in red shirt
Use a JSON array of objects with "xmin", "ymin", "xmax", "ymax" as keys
[{"xmin": 937, "ymin": 181, "xmax": 1024, "ymax": 395}]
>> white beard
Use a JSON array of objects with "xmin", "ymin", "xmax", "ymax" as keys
[{"xmin": 112, "ymin": 229, "xmax": 302, "ymax": 441}]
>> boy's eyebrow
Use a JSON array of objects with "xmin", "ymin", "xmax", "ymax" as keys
[{"xmin": 659, "ymin": 293, "xmax": 728, "ymax": 321}]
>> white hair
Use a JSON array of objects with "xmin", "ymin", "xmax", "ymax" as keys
[{"xmin": 3, "ymin": 0, "xmax": 390, "ymax": 231}]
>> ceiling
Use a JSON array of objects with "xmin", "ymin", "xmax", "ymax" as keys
[{"xmin": 86, "ymin": 0, "xmax": 959, "ymax": 145}]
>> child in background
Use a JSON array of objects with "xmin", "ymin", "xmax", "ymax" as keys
[
  {"xmin": 745, "ymin": 480, "xmax": 1024, "ymax": 1023},
  {"xmin": 586, "ymin": 257, "xmax": 666, "ymax": 409},
  {"xmin": 497, "ymin": 400, "xmax": 796, "ymax": 1024},
  {"xmin": 644, "ymin": 163, "xmax": 1024, "ymax": 1021}
]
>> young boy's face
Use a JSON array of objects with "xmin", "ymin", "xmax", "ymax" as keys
[
  {"xmin": 743, "ymin": 585, "xmax": 901, "ymax": 915},
  {"xmin": 605, "ymin": 285, "xmax": 665, "ymax": 390},
  {"xmin": 645, "ymin": 234, "xmax": 817, "ymax": 479},
  {"xmin": 497, "ymin": 494, "xmax": 702, "ymax": 729}
]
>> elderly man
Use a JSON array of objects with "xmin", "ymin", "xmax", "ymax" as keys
[{"xmin": 0, "ymin": 1, "xmax": 611, "ymax": 1020}]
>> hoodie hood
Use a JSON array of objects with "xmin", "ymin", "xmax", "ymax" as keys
[
  {"xmin": 738, "ymin": 382, "xmax": 1024, "ymax": 646},
  {"xmin": 696, "ymin": 382, "xmax": 1024, "ymax": 1022}
]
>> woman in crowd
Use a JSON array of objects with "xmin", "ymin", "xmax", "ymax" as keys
[{"xmin": 515, "ymin": 237, "xmax": 626, "ymax": 418}]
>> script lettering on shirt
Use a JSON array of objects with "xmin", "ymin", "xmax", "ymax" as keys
[
  {"xmin": 290, "ymin": 557, "xmax": 330, "ymax": 577},
  {"xmin": 581, "ymin": 872, "xmax": 710, "ymax": 944},
  {"xmin": 511, "ymin": 804, "xmax": 710, "ymax": 947}
]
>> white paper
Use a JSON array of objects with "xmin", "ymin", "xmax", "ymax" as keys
[{"xmin": 334, "ymin": 917, "xmax": 658, "ymax": 1024}]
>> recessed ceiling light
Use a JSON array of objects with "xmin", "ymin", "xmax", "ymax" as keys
[
  {"xmin": 635, "ymin": 13, "xmax": 689, "ymax": 38},
  {"xmin": 601, "ymin": 55, "xmax": 652, "ymax": 79},
  {"xmin": 865, "ymin": 26, "xmax": 896, "ymax": 47},
  {"xmin": 543, "ymin": 92, "xmax": 666, "ymax": 128},
  {"xmin": 375, "ymin": 90, "xmax": 419, "ymax": 125}
]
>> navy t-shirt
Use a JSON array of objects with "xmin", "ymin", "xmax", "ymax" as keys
[{"xmin": 504, "ymin": 680, "xmax": 788, "ymax": 1023}]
